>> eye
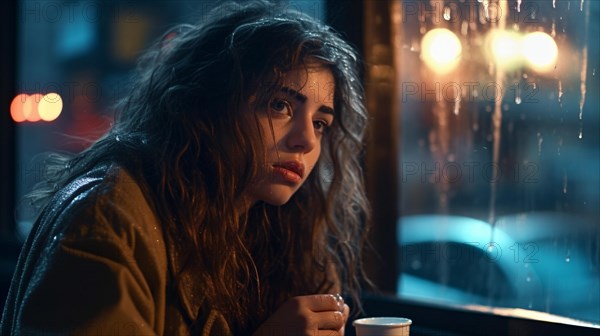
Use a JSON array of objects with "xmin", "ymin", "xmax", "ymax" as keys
[
  {"xmin": 313, "ymin": 119, "xmax": 331, "ymax": 134},
  {"xmin": 269, "ymin": 98, "xmax": 293, "ymax": 117}
]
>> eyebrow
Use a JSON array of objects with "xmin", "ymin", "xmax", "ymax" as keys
[{"xmin": 281, "ymin": 87, "xmax": 335, "ymax": 116}]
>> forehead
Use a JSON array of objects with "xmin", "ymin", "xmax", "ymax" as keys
[{"xmin": 280, "ymin": 64, "xmax": 335, "ymax": 105}]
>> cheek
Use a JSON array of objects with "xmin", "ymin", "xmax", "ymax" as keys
[
  {"xmin": 259, "ymin": 119, "xmax": 285, "ymax": 150},
  {"xmin": 306, "ymin": 144, "xmax": 323, "ymax": 172}
]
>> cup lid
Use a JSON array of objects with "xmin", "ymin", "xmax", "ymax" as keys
[{"xmin": 352, "ymin": 317, "xmax": 412, "ymax": 327}]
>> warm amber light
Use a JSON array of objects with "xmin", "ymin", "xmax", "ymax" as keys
[
  {"xmin": 10, "ymin": 94, "xmax": 31, "ymax": 123},
  {"xmin": 522, "ymin": 32, "xmax": 558, "ymax": 73},
  {"xmin": 421, "ymin": 28, "xmax": 462, "ymax": 75},
  {"xmin": 26, "ymin": 93, "xmax": 43, "ymax": 122},
  {"xmin": 39, "ymin": 93, "xmax": 63, "ymax": 122},
  {"xmin": 488, "ymin": 30, "xmax": 523, "ymax": 70}
]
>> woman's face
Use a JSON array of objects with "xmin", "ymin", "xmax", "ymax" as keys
[{"xmin": 247, "ymin": 64, "xmax": 335, "ymax": 205}]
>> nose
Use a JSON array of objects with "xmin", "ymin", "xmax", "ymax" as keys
[{"xmin": 286, "ymin": 115, "xmax": 317, "ymax": 153}]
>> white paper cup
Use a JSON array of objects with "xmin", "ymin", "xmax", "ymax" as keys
[{"xmin": 353, "ymin": 317, "xmax": 412, "ymax": 336}]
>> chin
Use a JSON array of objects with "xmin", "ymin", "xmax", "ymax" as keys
[
  {"xmin": 261, "ymin": 192, "xmax": 294, "ymax": 206},
  {"xmin": 263, "ymin": 198, "xmax": 292, "ymax": 206},
  {"xmin": 252, "ymin": 184, "xmax": 298, "ymax": 206}
]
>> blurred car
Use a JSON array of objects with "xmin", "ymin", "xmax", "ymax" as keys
[{"xmin": 397, "ymin": 213, "xmax": 600, "ymax": 324}]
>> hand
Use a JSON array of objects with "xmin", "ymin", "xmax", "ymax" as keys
[{"xmin": 254, "ymin": 294, "xmax": 350, "ymax": 336}]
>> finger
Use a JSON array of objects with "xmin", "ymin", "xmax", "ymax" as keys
[
  {"xmin": 339, "ymin": 304, "xmax": 349, "ymax": 335},
  {"xmin": 317, "ymin": 331, "xmax": 341, "ymax": 336},
  {"xmin": 314, "ymin": 310, "xmax": 345, "ymax": 330},
  {"xmin": 305, "ymin": 294, "xmax": 344, "ymax": 312},
  {"xmin": 342, "ymin": 304, "xmax": 350, "ymax": 321}
]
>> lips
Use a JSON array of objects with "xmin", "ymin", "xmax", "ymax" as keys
[{"xmin": 272, "ymin": 161, "xmax": 305, "ymax": 182}]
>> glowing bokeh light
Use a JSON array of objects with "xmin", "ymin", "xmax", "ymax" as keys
[
  {"xmin": 488, "ymin": 30, "xmax": 523, "ymax": 70},
  {"xmin": 39, "ymin": 93, "xmax": 63, "ymax": 121},
  {"xmin": 26, "ymin": 93, "xmax": 43, "ymax": 122},
  {"xmin": 10, "ymin": 94, "xmax": 31, "ymax": 122},
  {"xmin": 421, "ymin": 28, "xmax": 462, "ymax": 75},
  {"xmin": 10, "ymin": 93, "xmax": 64, "ymax": 123},
  {"xmin": 522, "ymin": 32, "xmax": 558, "ymax": 73}
]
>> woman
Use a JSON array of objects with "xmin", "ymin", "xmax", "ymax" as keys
[{"xmin": 1, "ymin": 1, "xmax": 370, "ymax": 335}]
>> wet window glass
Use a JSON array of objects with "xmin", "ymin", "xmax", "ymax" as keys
[{"xmin": 395, "ymin": 0, "xmax": 599, "ymax": 325}]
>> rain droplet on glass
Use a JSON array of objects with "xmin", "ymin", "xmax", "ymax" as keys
[
  {"xmin": 481, "ymin": 0, "xmax": 490, "ymax": 21},
  {"xmin": 443, "ymin": 6, "xmax": 451, "ymax": 21},
  {"xmin": 557, "ymin": 80, "xmax": 563, "ymax": 103},
  {"xmin": 461, "ymin": 21, "xmax": 469, "ymax": 36},
  {"xmin": 453, "ymin": 98, "xmax": 460, "ymax": 115}
]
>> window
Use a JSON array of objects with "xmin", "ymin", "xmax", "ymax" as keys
[
  {"xmin": 13, "ymin": 0, "xmax": 185, "ymax": 237},
  {"xmin": 395, "ymin": 0, "xmax": 599, "ymax": 326}
]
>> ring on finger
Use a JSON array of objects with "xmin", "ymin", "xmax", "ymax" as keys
[{"xmin": 333, "ymin": 293, "xmax": 344, "ymax": 312}]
